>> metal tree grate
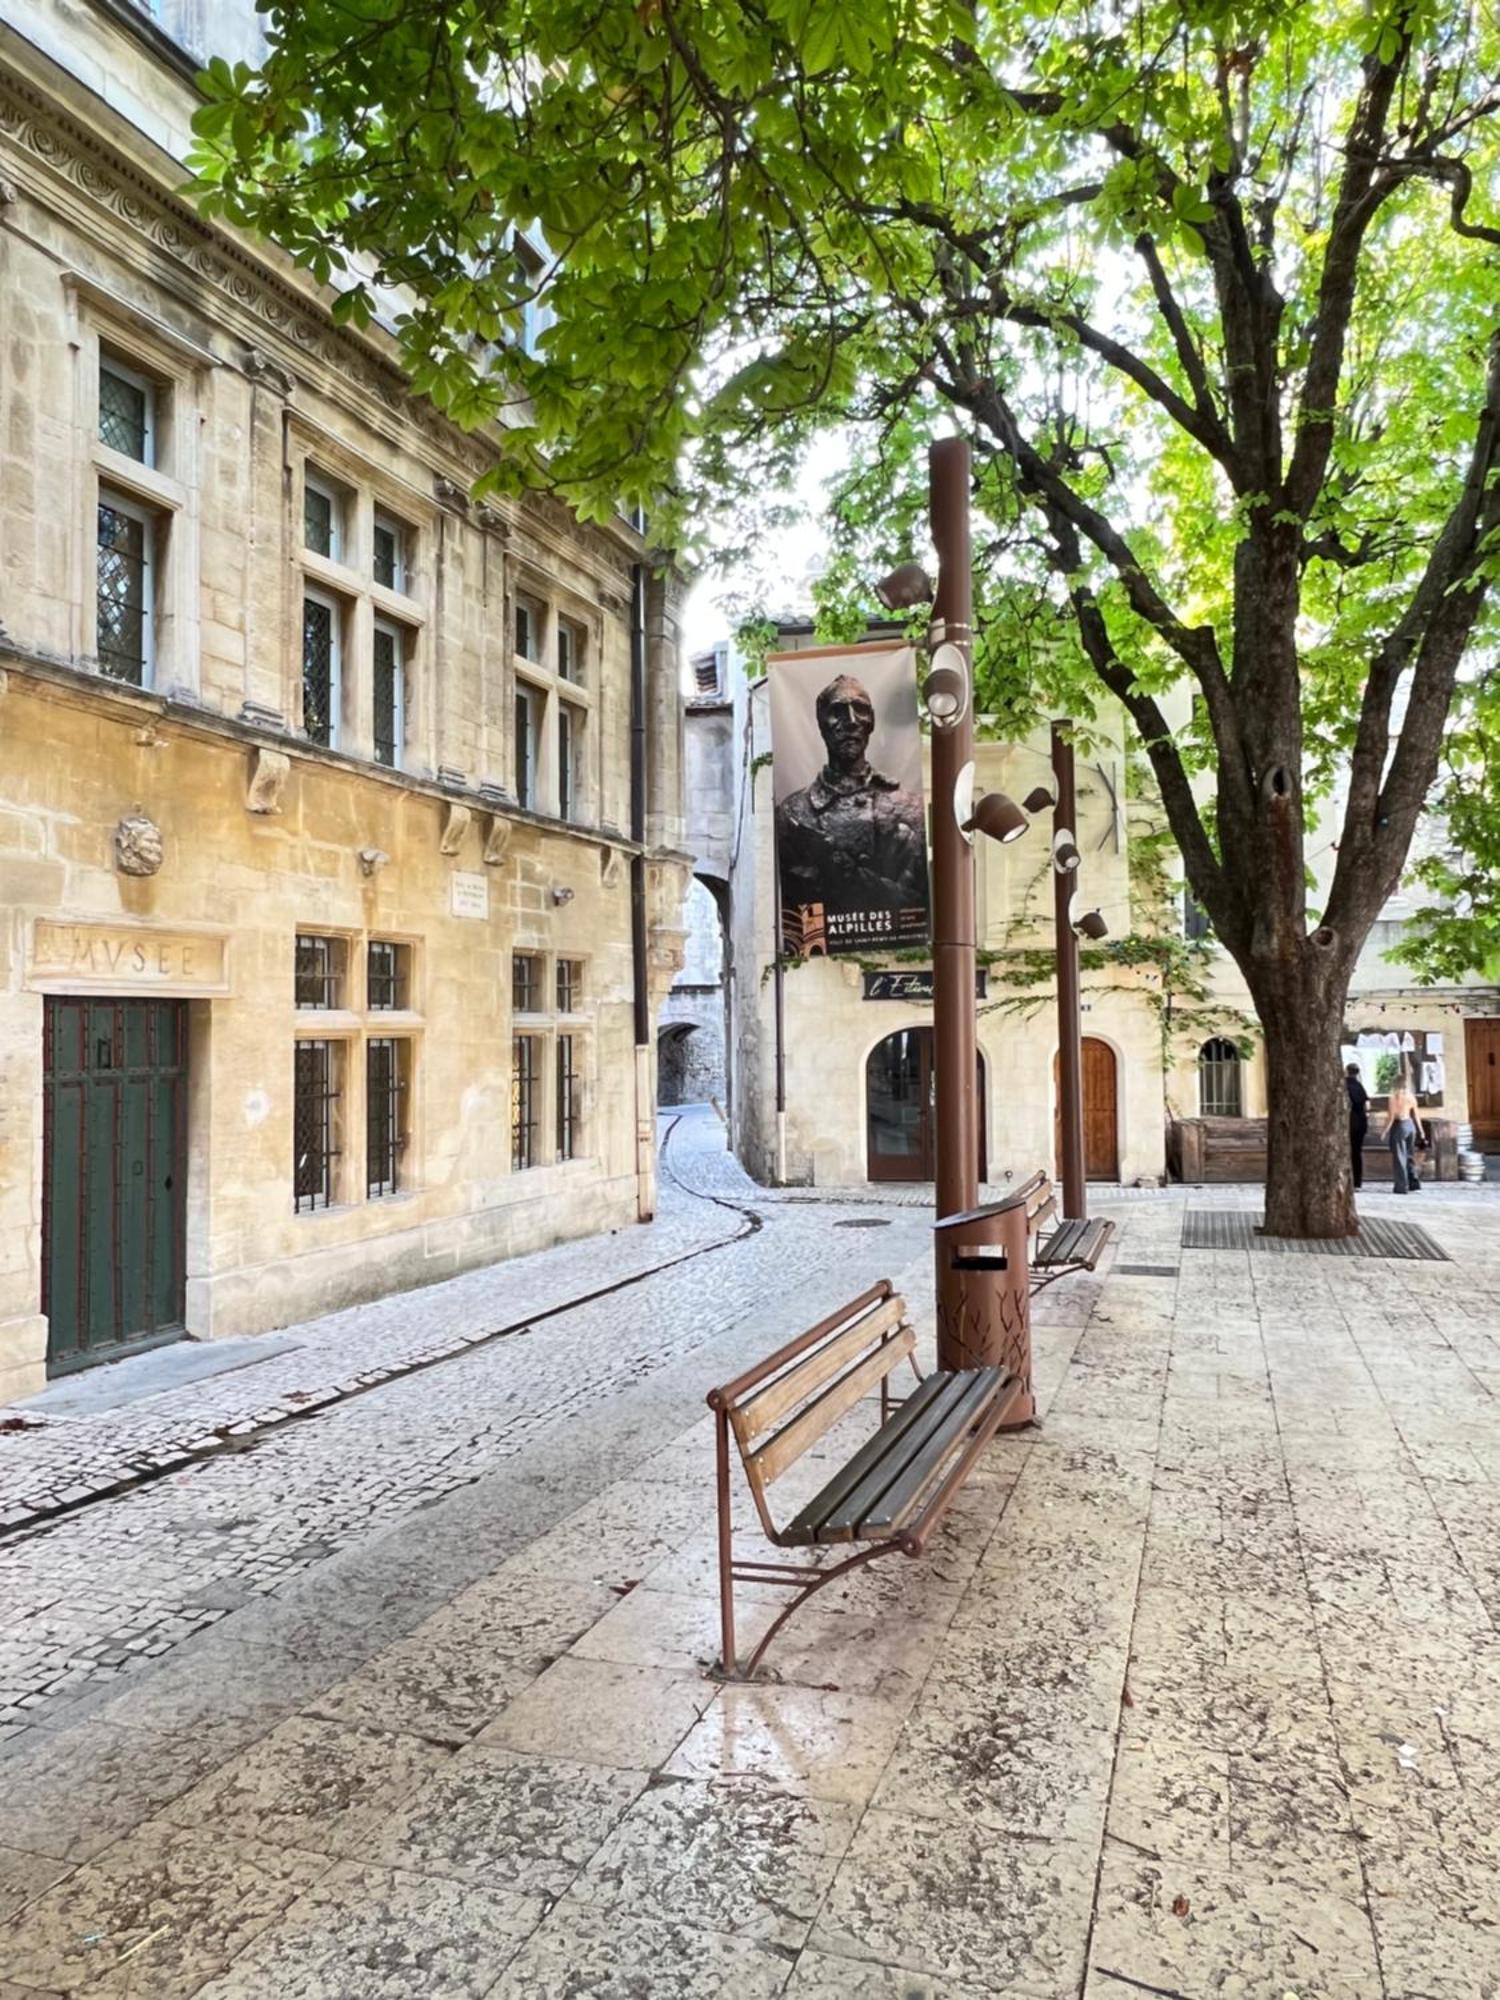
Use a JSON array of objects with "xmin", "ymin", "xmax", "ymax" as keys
[{"xmin": 1182, "ymin": 1211, "xmax": 1449, "ymax": 1261}]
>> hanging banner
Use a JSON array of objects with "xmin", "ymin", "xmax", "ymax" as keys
[{"xmin": 768, "ymin": 641, "xmax": 930, "ymax": 958}]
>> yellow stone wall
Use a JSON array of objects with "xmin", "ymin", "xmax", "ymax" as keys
[{"xmin": 0, "ymin": 22, "xmax": 687, "ymax": 1397}]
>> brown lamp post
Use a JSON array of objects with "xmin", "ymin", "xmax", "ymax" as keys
[
  {"xmin": 1052, "ymin": 721, "xmax": 1088, "ymax": 1222},
  {"xmin": 881, "ymin": 439, "xmax": 1025, "ymax": 1373}
]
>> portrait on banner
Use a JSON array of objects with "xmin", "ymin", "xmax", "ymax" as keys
[{"xmin": 768, "ymin": 643, "xmax": 931, "ymax": 958}]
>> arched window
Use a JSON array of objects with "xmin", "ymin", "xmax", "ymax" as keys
[{"xmin": 1199, "ymin": 1037, "xmax": 1243, "ymax": 1117}]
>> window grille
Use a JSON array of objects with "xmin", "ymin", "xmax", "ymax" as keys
[
  {"xmin": 512, "ymin": 1035, "xmax": 539, "ymax": 1169},
  {"xmin": 512, "ymin": 952, "xmax": 539, "ymax": 1014},
  {"xmin": 97, "ymin": 498, "xmax": 151, "ymax": 684},
  {"xmin": 558, "ymin": 703, "xmax": 576, "ymax": 822},
  {"xmin": 302, "ymin": 594, "xmax": 336, "ymax": 745},
  {"xmin": 304, "ymin": 477, "xmax": 336, "ymax": 558},
  {"xmin": 295, "ymin": 934, "xmax": 344, "ymax": 1009},
  {"xmin": 373, "ymin": 621, "xmax": 403, "ymax": 769},
  {"xmin": 373, "ymin": 513, "xmax": 405, "ymax": 591},
  {"xmin": 367, "ymin": 940, "xmax": 408, "ymax": 1011},
  {"xmin": 1199, "ymin": 1037, "xmax": 1243, "ymax": 1117},
  {"xmin": 556, "ymin": 1034, "xmax": 579, "ymax": 1160},
  {"xmin": 557, "ymin": 619, "xmax": 582, "ymax": 683},
  {"xmin": 694, "ymin": 657, "xmax": 719, "ymax": 695},
  {"xmin": 515, "ymin": 685, "xmax": 537, "ymax": 806},
  {"xmin": 556, "ymin": 959, "xmax": 581, "ymax": 1013},
  {"xmin": 293, "ymin": 1040, "xmax": 340, "ymax": 1211},
  {"xmin": 98, "ymin": 357, "xmax": 152, "ymax": 463},
  {"xmin": 366, "ymin": 1037, "xmax": 407, "ymax": 1196}
]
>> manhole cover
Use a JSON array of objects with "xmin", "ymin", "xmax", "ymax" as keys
[{"xmin": 833, "ymin": 1217, "xmax": 893, "ymax": 1229}]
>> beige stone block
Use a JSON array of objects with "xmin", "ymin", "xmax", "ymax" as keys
[
  {"xmin": 0, "ymin": 856, "xmax": 65, "ymax": 910},
  {"xmin": 490, "ymin": 1907, "xmax": 791, "ymax": 1999},
  {"xmin": 0, "ymin": 810, "xmax": 44, "ymax": 855},
  {"xmin": 191, "ymin": 1863, "xmax": 541, "ymax": 2000},
  {"xmin": 1, "ymin": 1825, "xmax": 324, "ymax": 1995},
  {"xmin": 476, "ymin": 1657, "xmax": 715, "ymax": 1770}
]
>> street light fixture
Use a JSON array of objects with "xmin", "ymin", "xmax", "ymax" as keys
[
  {"xmin": 963, "ymin": 792, "xmax": 1030, "ymax": 844},
  {"xmin": 1022, "ymin": 786, "xmax": 1055, "ymax": 815}
]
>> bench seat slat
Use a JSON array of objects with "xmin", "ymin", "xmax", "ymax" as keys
[
  {"xmin": 785, "ymin": 1367, "xmax": 1006, "ymax": 1545},
  {"xmin": 1035, "ymin": 1218, "xmax": 1075, "ymax": 1266},
  {"xmin": 1037, "ymin": 1216, "xmax": 1113, "ymax": 1270},
  {"xmin": 776, "ymin": 1372, "xmax": 952, "ymax": 1546},
  {"xmin": 1074, "ymin": 1219, "xmax": 1113, "ymax": 1268},
  {"xmin": 853, "ymin": 1368, "xmax": 1009, "ymax": 1535},
  {"xmin": 785, "ymin": 1374, "xmax": 974, "ymax": 1545}
]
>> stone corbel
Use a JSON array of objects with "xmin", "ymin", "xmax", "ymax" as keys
[
  {"xmin": 241, "ymin": 699, "xmax": 288, "ymax": 730},
  {"xmin": 476, "ymin": 506, "xmax": 511, "ymax": 540},
  {"xmin": 434, "ymin": 476, "xmax": 471, "ymax": 515},
  {"xmin": 482, "ymin": 815, "xmax": 511, "ymax": 866},
  {"xmin": 246, "ymin": 747, "xmax": 291, "ymax": 815},
  {"xmin": 242, "ymin": 347, "xmax": 296, "ymax": 398},
  {"xmin": 439, "ymin": 802, "xmax": 471, "ymax": 856},
  {"xmin": 600, "ymin": 847, "xmax": 625, "ymax": 890},
  {"xmin": 647, "ymin": 924, "xmax": 688, "ymax": 999},
  {"xmin": 358, "ymin": 847, "xmax": 389, "ymax": 878}
]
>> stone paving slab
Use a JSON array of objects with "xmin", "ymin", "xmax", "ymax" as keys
[{"xmin": 2, "ymin": 1125, "xmax": 1499, "ymax": 1993}]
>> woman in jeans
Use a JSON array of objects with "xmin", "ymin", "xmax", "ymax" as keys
[{"xmin": 1385, "ymin": 1081, "xmax": 1427, "ymax": 1194}]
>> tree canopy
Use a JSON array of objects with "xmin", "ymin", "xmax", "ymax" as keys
[{"xmin": 193, "ymin": 0, "xmax": 1500, "ymax": 1230}]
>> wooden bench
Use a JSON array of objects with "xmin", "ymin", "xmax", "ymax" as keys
[
  {"xmin": 706, "ymin": 1280, "xmax": 1019, "ymax": 1679},
  {"xmin": 1014, "ymin": 1171, "xmax": 1116, "ymax": 1293}
]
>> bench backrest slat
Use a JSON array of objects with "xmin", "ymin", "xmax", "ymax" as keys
[
  {"xmin": 1029, "ymin": 1186, "xmax": 1057, "ymax": 1232},
  {"xmin": 747, "ymin": 1324, "xmax": 916, "ymax": 1490},
  {"xmin": 732, "ymin": 1296, "xmax": 906, "ymax": 1444}
]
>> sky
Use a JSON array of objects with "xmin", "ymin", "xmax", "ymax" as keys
[{"xmin": 679, "ymin": 434, "xmax": 850, "ymax": 658}]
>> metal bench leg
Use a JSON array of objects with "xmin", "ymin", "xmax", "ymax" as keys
[
  {"xmin": 715, "ymin": 1408, "xmax": 736, "ymax": 1677},
  {"xmin": 736, "ymin": 1542, "xmax": 903, "ymax": 1681}
]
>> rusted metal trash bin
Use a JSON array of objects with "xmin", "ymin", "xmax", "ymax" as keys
[{"xmin": 933, "ymin": 1192, "xmax": 1035, "ymax": 1425}]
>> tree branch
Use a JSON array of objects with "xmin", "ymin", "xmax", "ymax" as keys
[
  {"xmin": 1326, "ymin": 329, "xmax": 1500, "ymax": 933},
  {"xmin": 1284, "ymin": 43, "xmax": 1411, "ymax": 518},
  {"xmin": 1134, "ymin": 234, "xmax": 1230, "ymax": 464}
]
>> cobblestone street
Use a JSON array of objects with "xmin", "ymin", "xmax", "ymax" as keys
[
  {"xmin": 0, "ymin": 1111, "xmax": 935, "ymax": 1733},
  {"xmin": 3, "ymin": 1111, "xmax": 1500, "ymax": 1996}
]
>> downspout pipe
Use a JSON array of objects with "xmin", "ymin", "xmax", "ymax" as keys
[
  {"xmin": 630, "ymin": 562, "xmax": 653, "ymax": 1219},
  {"xmin": 630, "ymin": 563, "xmax": 649, "ymax": 1044}
]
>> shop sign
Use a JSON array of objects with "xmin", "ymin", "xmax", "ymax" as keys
[
  {"xmin": 28, "ymin": 921, "xmax": 230, "ymax": 995},
  {"xmin": 450, "ymin": 872, "xmax": 489, "ymax": 919},
  {"xmin": 863, "ymin": 969, "xmax": 988, "ymax": 1001}
]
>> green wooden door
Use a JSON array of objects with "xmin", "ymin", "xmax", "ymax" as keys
[{"xmin": 43, "ymin": 997, "xmax": 187, "ymax": 1375}]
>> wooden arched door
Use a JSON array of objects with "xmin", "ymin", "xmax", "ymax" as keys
[{"xmin": 1054, "ymin": 1036, "xmax": 1119, "ymax": 1182}]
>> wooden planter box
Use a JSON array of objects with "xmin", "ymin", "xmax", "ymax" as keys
[{"xmin": 1168, "ymin": 1116, "xmax": 1458, "ymax": 1185}]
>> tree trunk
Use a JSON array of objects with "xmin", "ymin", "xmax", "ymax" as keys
[{"xmin": 1256, "ymin": 971, "xmax": 1357, "ymax": 1238}]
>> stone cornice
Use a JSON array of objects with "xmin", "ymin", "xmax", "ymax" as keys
[
  {"xmin": 0, "ymin": 55, "xmax": 648, "ymax": 586},
  {"xmin": 0, "ymin": 641, "xmax": 653, "ymax": 861}
]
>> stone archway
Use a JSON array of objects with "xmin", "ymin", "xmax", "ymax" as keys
[{"xmin": 657, "ymin": 1023, "xmax": 701, "ymax": 1107}]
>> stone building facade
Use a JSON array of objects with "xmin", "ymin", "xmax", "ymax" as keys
[
  {"xmin": 688, "ymin": 622, "xmax": 1173, "ymax": 1192},
  {"xmin": 0, "ymin": 1, "xmax": 688, "ymax": 1398},
  {"xmin": 683, "ymin": 619, "xmax": 1498, "ymax": 1195}
]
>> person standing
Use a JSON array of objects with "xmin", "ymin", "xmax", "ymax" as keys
[
  {"xmin": 1345, "ymin": 1063, "xmax": 1369, "ymax": 1190},
  {"xmin": 1385, "ymin": 1078, "xmax": 1427, "ymax": 1194}
]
